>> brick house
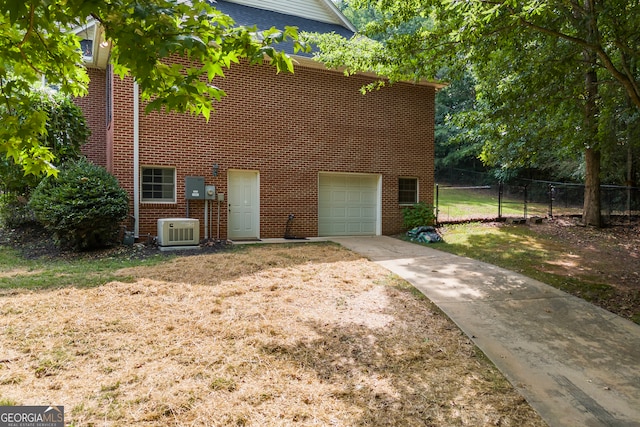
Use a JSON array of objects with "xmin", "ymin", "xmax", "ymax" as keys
[{"xmin": 75, "ymin": 0, "xmax": 440, "ymax": 242}]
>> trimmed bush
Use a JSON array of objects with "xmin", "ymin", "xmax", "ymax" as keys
[
  {"xmin": 402, "ymin": 202, "xmax": 436, "ymax": 230},
  {"xmin": 29, "ymin": 159, "xmax": 129, "ymax": 250}
]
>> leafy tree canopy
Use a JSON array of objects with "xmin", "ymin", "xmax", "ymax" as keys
[
  {"xmin": 0, "ymin": 88, "xmax": 89, "ymax": 194},
  {"xmin": 0, "ymin": 0, "xmax": 306, "ymax": 176},
  {"xmin": 319, "ymin": 0, "xmax": 640, "ymax": 109}
]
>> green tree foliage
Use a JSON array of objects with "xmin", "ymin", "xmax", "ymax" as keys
[
  {"xmin": 598, "ymin": 80, "xmax": 640, "ymax": 186},
  {"xmin": 334, "ymin": 0, "xmax": 382, "ymax": 35},
  {"xmin": 330, "ymin": 0, "xmax": 640, "ymax": 109},
  {"xmin": 435, "ymin": 72, "xmax": 483, "ymax": 172},
  {"xmin": 29, "ymin": 158, "xmax": 129, "ymax": 249},
  {"xmin": 0, "ymin": 0, "xmax": 306, "ymax": 176},
  {"xmin": 453, "ymin": 29, "xmax": 591, "ymax": 176},
  {"xmin": 0, "ymin": 88, "xmax": 89, "ymax": 195}
]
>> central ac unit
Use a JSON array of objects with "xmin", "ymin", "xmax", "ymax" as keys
[{"xmin": 157, "ymin": 218, "xmax": 199, "ymax": 246}]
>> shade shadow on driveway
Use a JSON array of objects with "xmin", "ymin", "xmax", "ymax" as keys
[{"xmin": 332, "ymin": 236, "xmax": 640, "ymax": 427}]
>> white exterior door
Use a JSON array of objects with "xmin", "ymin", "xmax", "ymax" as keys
[
  {"xmin": 318, "ymin": 173, "xmax": 380, "ymax": 236},
  {"xmin": 228, "ymin": 170, "xmax": 259, "ymax": 240}
]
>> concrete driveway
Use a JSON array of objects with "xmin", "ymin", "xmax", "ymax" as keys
[{"xmin": 332, "ymin": 236, "xmax": 640, "ymax": 427}]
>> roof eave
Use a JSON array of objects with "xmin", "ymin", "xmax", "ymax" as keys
[
  {"xmin": 318, "ymin": 0, "xmax": 358, "ymax": 33},
  {"xmin": 291, "ymin": 54, "xmax": 447, "ymax": 90},
  {"xmin": 73, "ymin": 20, "xmax": 110, "ymax": 69}
]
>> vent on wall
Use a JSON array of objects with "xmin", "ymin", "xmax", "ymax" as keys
[{"xmin": 157, "ymin": 218, "xmax": 199, "ymax": 246}]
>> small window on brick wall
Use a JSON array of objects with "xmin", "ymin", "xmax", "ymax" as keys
[
  {"xmin": 142, "ymin": 167, "xmax": 176, "ymax": 203},
  {"xmin": 399, "ymin": 177, "xmax": 418, "ymax": 205}
]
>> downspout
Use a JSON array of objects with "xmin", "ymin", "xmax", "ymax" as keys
[{"xmin": 133, "ymin": 81, "xmax": 140, "ymax": 238}]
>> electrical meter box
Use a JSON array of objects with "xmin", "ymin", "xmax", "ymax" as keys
[
  {"xmin": 205, "ymin": 185, "xmax": 216, "ymax": 200},
  {"xmin": 185, "ymin": 176, "xmax": 205, "ymax": 200}
]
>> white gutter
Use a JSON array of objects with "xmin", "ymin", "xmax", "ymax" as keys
[{"xmin": 133, "ymin": 81, "xmax": 140, "ymax": 237}]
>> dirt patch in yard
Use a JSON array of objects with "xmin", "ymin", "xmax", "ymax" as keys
[
  {"xmin": 517, "ymin": 217, "xmax": 639, "ymax": 321},
  {"xmin": 0, "ymin": 244, "xmax": 544, "ymax": 426}
]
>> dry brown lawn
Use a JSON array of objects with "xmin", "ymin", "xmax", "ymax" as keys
[{"xmin": 0, "ymin": 243, "xmax": 545, "ymax": 426}]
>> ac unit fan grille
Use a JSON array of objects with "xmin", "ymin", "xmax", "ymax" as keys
[{"xmin": 169, "ymin": 227, "xmax": 194, "ymax": 243}]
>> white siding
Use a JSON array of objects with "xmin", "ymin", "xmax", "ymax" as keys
[{"xmin": 224, "ymin": 0, "xmax": 348, "ymax": 27}]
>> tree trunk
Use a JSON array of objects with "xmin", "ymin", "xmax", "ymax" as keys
[
  {"xmin": 581, "ymin": 0, "xmax": 601, "ymax": 227},
  {"xmin": 626, "ymin": 82, "xmax": 636, "ymax": 216},
  {"xmin": 583, "ymin": 146, "xmax": 601, "ymax": 226},
  {"xmin": 627, "ymin": 143, "xmax": 633, "ymax": 216},
  {"xmin": 581, "ymin": 61, "xmax": 601, "ymax": 227}
]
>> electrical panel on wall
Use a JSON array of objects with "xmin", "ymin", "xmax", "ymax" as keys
[{"xmin": 185, "ymin": 176, "xmax": 205, "ymax": 200}]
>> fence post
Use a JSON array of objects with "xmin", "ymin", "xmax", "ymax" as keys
[
  {"xmin": 548, "ymin": 184, "xmax": 555, "ymax": 219},
  {"xmin": 435, "ymin": 184, "xmax": 439, "ymax": 225},
  {"xmin": 498, "ymin": 182, "xmax": 503, "ymax": 219},
  {"xmin": 627, "ymin": 185, "xmax": 632, "ymax": 220},
  {"xmin": 523, "ymin": 184, "xmax": 528, "ymax": 220}
]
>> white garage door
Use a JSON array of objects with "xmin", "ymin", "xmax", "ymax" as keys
[{"xmin": 318, "ymin": 173, "xmax": 380, "ymax": 236}]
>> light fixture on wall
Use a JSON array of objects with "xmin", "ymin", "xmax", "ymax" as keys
[{"xmin": 213, "ymin": 163, "xmax": 219, "ymax": 177}]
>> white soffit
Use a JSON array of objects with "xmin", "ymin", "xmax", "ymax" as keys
[
  {"xmin": 73, "ymin": 19, "xmax": 110, "ymax": 69},
  {"xmin": 222, "ymin": 0, "xmax": 356, "ymax": 31}
]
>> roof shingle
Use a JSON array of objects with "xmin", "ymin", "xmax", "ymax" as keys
[{"xmin": 212, "ymin": 0, "xmax": 354, "ymax": 56}]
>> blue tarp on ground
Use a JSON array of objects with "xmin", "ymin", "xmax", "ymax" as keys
[{"xmin": 406, "ymin": 226, "xmax": 442, "ymax": 243}]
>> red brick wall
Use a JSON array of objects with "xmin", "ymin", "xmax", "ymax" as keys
[
  {"xmin": 82, "ymin": 60, "xmax": 435, "ymax": 239},
  {"xmin": 110, "ymin": 75, "xmax": 136, "ymax": 228},
  {"xmin": 76, "ymin": 68, "xmax": 107, "ymax": 167}
]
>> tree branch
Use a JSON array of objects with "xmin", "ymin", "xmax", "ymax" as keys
[
  {"xmin": 18, "ymin": 48, "xmax": 43, "ymax": 74},
  {"xmin": 517, "ymin": 17, "xmax": 594, "ymax": 51},
  {"xmin": 516, "ymin": 17, "xmax": 640, "ymax": 109},
  {"xmin": 16, "ymin": 4, "xmax": 35, "ymax": 48},
  {"xmin": 0, "ymin": 78, "xmax": 15, "ymax": 115},
  {"xmin": 616, "ymin": 48, "xmax": 640, "ymax": 104},
  {"xmin": 90, "ymin": 13, "xmax": 103, "ymax": 24}
]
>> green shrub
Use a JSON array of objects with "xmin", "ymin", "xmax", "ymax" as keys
[
  {"xmin": 0, "ymin": 194, "xmax": 37, "ymax": 228},
  {"xmin": 29, "ymin": 159, "xmax": 129, "ymax": 250},
  {"xmin": 402, "ymin": 202, "xmax": 436, "ymax": 230}
]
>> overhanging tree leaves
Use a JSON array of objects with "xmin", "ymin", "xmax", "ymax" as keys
[
  {"xmin": 0, "ymin": 88, "xmax": 89, "ymax": 195},
  {"xmin": 0, "ymin": 0, "xmax": 306, "ymax": 176}
]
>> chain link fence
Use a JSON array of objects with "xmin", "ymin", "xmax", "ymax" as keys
[{"xmin": 435, "ymin": 168, "xmax": 640, "ymax": 223}]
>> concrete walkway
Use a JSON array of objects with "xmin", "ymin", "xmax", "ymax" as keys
[{"xmin": 331, "ymin": 236, "xmax": 640, "ymax": 427}]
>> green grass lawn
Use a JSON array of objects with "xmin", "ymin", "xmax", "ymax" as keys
[
  {"xmin": 427, "ymin": 222, "xmax": 569, "ymax": 282},
  {"xmin": 0, "ymin": 247, "xmax": 168, "ymax": 290},
  {"xmin": 429, "ymin": 222, "xmax": 617, "ymax": 304},
  {"xmin": 436, "ymin": 187, "xmax": 578, "ymax": 222}
]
